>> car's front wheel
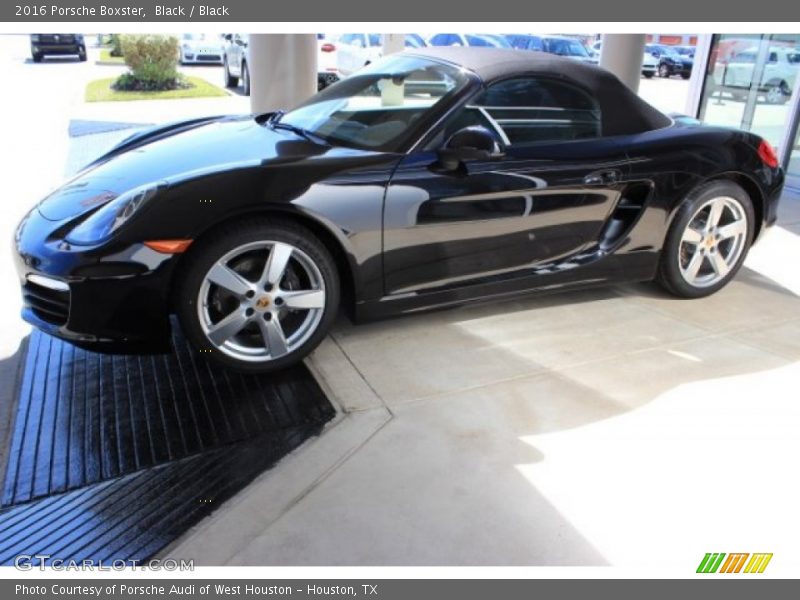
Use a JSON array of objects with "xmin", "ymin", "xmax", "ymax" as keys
[
  {"xmin": 659, "ymin": 64, "xmax": 671, "ymax": 78},
  {"xmin": 176, "ymin": 219, "xmax": 340, "ymax": 373},
  {"xmin": 656, "ymin": 181, "xmax": 754, "ymax": 298}
]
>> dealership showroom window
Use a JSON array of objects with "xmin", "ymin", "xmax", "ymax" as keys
[{"xmin": 0, "ymin": 2, "xmax": 800, "ymax": 596}]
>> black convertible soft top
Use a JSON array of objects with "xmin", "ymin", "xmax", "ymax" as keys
[{"xmin": 406, "ymin": 47, "xmax": 673, "ymax": 137}]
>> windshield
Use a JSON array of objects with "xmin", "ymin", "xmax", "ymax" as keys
[
  {"xmin": 276, "ymin": 55, "xmax": 471, "ymax": 152},
  {"xmin": 545, "ymin": 38, "xmax": 589, "ymax": 57}
]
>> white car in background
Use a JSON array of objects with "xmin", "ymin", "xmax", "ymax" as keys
[
  {"xmin": 317, "ymin": 34, "xmax": 340, "ymax": 89},
  {"xmin": 335, "ymin": 33, "xmax": 428, "ymax": 76},
  {"xmin": 180, "ymin": 33, "xmax": 224, "ymax": 65},
  {"xmin": 223, "ymin": 34, "xmax": 344, "ymax": 95},
  {"xmin": 592, "ymin": 41, "xmax": 658, "ymax": 77},
  {"xmin": 714, "ymin": 46, "xmax": 800, "ymax": 104}
]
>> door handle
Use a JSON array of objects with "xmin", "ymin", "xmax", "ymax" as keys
[{"xmin": 584, "ymin": 169, "xmax": 621, "ymax": 185}]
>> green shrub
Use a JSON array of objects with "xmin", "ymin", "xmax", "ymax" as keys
[
  {"xmin": 109, "ymin": 34, "xmax": 123, "ymax": 57},
  {"xmin": 116, "ymin": 34, "xmax": 180, "ymax": 90}
]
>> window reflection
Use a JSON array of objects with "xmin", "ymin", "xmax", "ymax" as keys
[{"xmin": 699, "ymin": 34, "xmax": 800, "ymax": 165}]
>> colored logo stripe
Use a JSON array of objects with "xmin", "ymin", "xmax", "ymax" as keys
[
  {"xmin": 744, "ymin": 553, "xmax": 773, "ymax": 573},
  {"xmin": 719, "ymin": 553, "xmax": 749, "ymax": 573},
  {"xmin": 697, "ymin": 552, "xmax": 772, "ymax": 573},
  {"xmin": 697, "ymin": 553, "xmax": 726, "ymax": 573}
]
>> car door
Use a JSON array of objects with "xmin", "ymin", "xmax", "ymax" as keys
[{"xmin": 383, "ymin": 76, "xmax": 630, "ymax": 295}]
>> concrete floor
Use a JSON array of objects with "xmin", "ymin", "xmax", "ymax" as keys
[{"xmin": 2, "ymin": 34, "xmax": 800, "ymax": 571}]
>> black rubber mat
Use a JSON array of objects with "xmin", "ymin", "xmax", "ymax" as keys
[{"xmin": 0, "ymin": 329, "xmax": 335, "ymax": 564}]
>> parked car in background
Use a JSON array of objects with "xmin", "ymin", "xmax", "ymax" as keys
[
  {"xmin": 180, "ymin": 33, "xmax": 224, "ymax": 65},
  {"xmin": 336, "ymin": 33, "xmax": 429, "ymax": 76},
  {"xmin": 592, "ymin": 41, "xmax": 658, "ymax": 77},
  {"xmin": 675, "ymin": 45, "xmax": 696, "ymax": 59},
  {"xmin": 505, "ymin": 34, "xmax": 545, "ymax": 52},
  {"xmin": 427, "ymin": 33, "xmax": 512, "ymax": 49},
  {"xmin": 223, "ymin": 34, "xmax": 343, "ymax": 95},
  {"xmin": 541, "ymin": 35, "xmax": 597, "ymax": 64},
  {"xmin": 646, "ymin": 43, "xmax": 693, "ymax": 78},
  {"xmin": 30, "ymin": 34, "xmax": 86, "ymax": 62},
  {"xmin": 714, "ymin": 46, "xmax": 800, "ymax": 104},
  {"xmin": 222, "ymin": 33, "xmax": 251, "ymax": 94}
]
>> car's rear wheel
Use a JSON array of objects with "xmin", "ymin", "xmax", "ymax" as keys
[
  {"xmin": 223, "ymin": 57, "xmax": 238, "ymax": 87},
  {"xmin": 656, "ymin": 181, "xmax": 754, "ymax": 298},
  {"xmin": 32, "ymin": 52, "xmax": 43, "ymax": 63},
  {"xmin": 176, "ymin": 219, "xmax": 340, "ymax": 373},
  {"xmin": 78, "ymin": 46, "xmax": 87, "ymax": 61}
]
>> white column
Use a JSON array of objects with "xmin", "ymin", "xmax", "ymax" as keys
[
  {"xmin": 249, "ymin": 34, "xmax": 318, "ymax": 114},
  {"xmin": 599, "ymin": 34, "xmax": 646, "ymax": 93},
  {"xmin": 382, "ymin": 34, "xmax": 405, "ymax": 56}
]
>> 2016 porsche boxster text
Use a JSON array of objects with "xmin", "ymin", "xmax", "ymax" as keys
[{"xmin": 14, "ymin": 48, "xmax": 784, "ymax": 372}]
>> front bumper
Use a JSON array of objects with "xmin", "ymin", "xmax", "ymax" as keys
[
  {"xmin": 14, "ymin": 208, "xmax": 176, "ymax": 353},
  {"xmin": 32, "ymin": 43, "xmax": 84, "ymax": 56},
  {"xmin": 181, "ymin": 50, "xmax": 223, "ymax": 64}
]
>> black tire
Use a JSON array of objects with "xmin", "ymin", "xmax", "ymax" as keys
[
  {"xmin": 680, "ymin": 73, "xmax": 690, "ymax": 79},
  {"xmin": 241, "ymin": 61, "xmax": 250, "ymax": 96},
  {"xmin": 32, "ymin": 53, "xmax": 43, "ymax": 63},
  {"xmin": 658, "ymin": 64, "xmax": 670, "ymax": 78},
  {"xmin": 175, "ymin": 218, "xmax": 340, "ymax": 373},
  {"xmin": 643, "ymin": 72, "xmax": 654, "ymax": 78},
  {"xmin": 656, "ymin": 180, "xmax": 754, "ymax": 299},
  {"xmin": 223, "ymin": 57, "xmax": 238, "ymax": 87},
  {"xmin": 78, "ymin": 46, "xmax": 87, "ymax": 61}
]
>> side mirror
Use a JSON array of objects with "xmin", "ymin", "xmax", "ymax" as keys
[{"xmin": 437, "ymin": 126, "xmax": 504, "ymax": 171}]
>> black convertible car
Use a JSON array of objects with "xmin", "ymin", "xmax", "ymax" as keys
[{"xmin": 14, "ymin": 48, "xmax": 784, "ymax": 372}]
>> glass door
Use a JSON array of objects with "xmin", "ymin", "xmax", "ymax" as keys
[{"xmin": 698, "ymin": 34, "xmax": 800, "ymax": 160}]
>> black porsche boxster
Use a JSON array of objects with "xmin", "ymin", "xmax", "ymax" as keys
[{"xmin": 14, "ymin": 48, "xmax": 784, "ymax": 372}]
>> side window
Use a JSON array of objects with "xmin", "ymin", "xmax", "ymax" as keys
[
  {"xmin": 769, "ymin": 52, "xmax": 778, "ymax": 63},
  {"xmin": 368, "ymin": 34, "xmax": 382, "ymax": 47},
  {"xmin": 471, "ymin": 77, "xmax": 601, "ymax": 145},
  {"xmin": 429, "ymin": 34, "xmax": 451, "ymax": 46}
]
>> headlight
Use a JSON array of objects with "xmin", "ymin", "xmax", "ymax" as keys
[{"xmin": 66, "ymin": 182, "xmax": 165, "ymax": 245}]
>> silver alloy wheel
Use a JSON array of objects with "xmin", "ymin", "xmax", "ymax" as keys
[
  {"xmin": 197, "ymin": 241, "xmax": 326, "ymax": 363},
  {"xmin": 678, "ymin": 196, "xmax": 747, "ymax": 288}
]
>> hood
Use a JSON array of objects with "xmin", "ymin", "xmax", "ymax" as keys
[{"xmin": 37, "ymin": 116, "xmax": 357, "ymax": 222}]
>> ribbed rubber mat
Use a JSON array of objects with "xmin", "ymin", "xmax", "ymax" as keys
[
  {"xmin": 0, "ymin": 330, "xmax": 335, "ymax": 563},
  {"xmin": 3, "ymin": 330, "xmax": 333, "ymax": 506},
  {"xmin": 0, "ymin": 432, "xmax": 320, "ymax": 564}
]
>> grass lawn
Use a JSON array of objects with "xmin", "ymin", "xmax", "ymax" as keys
[
  {"xmin": 97, "ymin": 48, "xmax": 125, "ymax": 64},
  {"xmin": 85, "ymin": 76, "xmax": 228, "ymax": 102}
]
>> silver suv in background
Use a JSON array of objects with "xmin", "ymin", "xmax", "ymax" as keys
[{"xmin": 714, "ymin": 46, "xmax": 800, "ymax": 104}]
